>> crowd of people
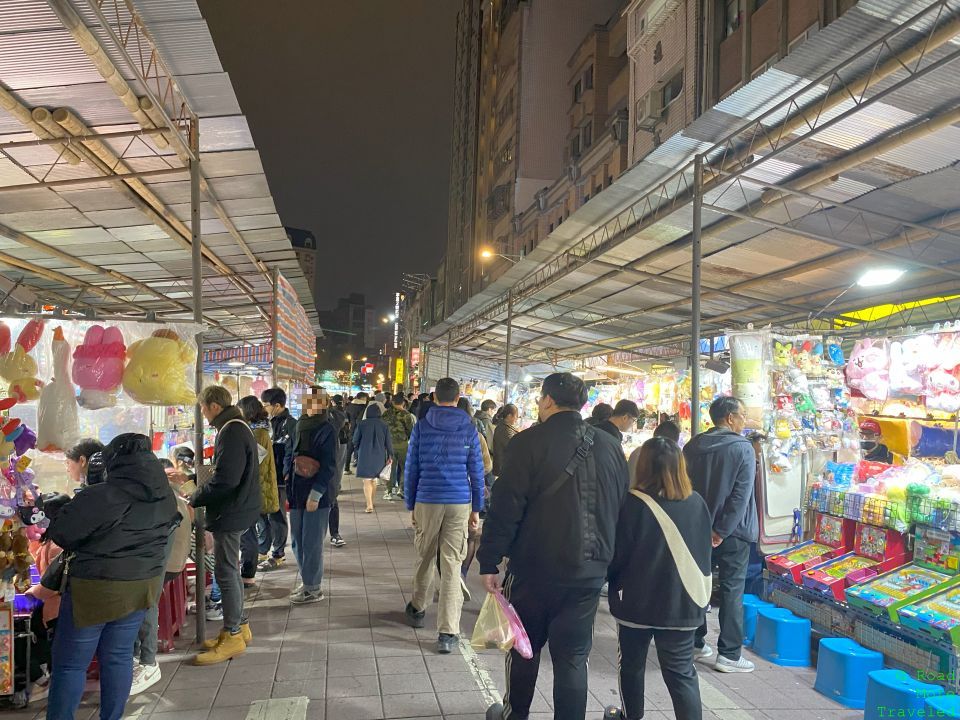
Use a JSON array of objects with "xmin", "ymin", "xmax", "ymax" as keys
[{"xmin": 26, "ymin": 370, "xmax": 761, "ymax": 720}]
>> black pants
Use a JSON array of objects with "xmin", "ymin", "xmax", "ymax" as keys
[
  {"xmin": 258, "ymin": 486, "xmax": 289, "ymax": 559},
  {"xmin": 502, "ymin": 573, "xmax": 601, "ymax": 720},
  {"xmin": 329, "ymin": 443, "xmax": 346, "ymax": 538},
  {"xmin": 695, "ymin": 535, "xmax": 749, "ymax": 660},
  {"xmin": 240, "ymin": 522, "xmax": 260, "ymax": 580},
  {"xmin": 618, "ymin": 625, "xmax": 701, "ymax": 720}
]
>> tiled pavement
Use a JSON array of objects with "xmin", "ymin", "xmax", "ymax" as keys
[{"xmin": 12, "ymin": 478, "xmax": 860, "ymax": 719}]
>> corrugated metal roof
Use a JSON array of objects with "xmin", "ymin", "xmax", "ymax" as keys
[{"xmin": 0, "ymin": 0, "xmax": 318, "ymax": 347}]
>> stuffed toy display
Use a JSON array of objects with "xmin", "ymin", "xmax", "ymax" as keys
[
  {"xmin": 0, "ymin": 319, "xmax": 45, "ymax": 402},
  {"xmin": 123, "ymin": 329, "xmax": 197, "ymax": 406},
  {"xmin": 37, "ymin": 327, "xmax": 80, "ymax": 453},
  {"xmin": 846, "ymin": 338, "xmax": 890, "ymax": 401},
  {"xmin": 73, "ymin": 324, "xmax": 126, "ymax": 410}
]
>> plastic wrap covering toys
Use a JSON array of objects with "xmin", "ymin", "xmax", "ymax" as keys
[
  {"xmin": 73, "ymin": 324, "xmax": 126, "ymax": 410},
  {"xmin": 846, "ymin": 338, "xmax": 890, "ymax": 401},
  {"xmin": 0, "ymin": 398, "xmax": 35, "ymax": 459},
  {"xmin": 37, "ymin": 327, "xmax": 80, "ymax": 453},
  {"xmin": 0, "ymin": 320, "xmax": 44, "ymax": 402},
  {"xmin": 123, "ymin": 328, "xmax": 197, "ymax": 406}
]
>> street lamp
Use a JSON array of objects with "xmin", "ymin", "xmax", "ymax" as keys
[
  {"xmin": 345, "ymin": 354, "xmax": 368, "ymax": 393},
  {"xmin": 480, "ymin": 247, "xmax": 521, "ymax": 263}
]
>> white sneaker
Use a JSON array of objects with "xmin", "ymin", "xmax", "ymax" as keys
[
  {"xmin": 383, "ymin": 491, "xmax": 394, "ymax": 501},
  {"xmin": 694, "ymin": 644, "xmax": 715, "ymax": 663},
  {"xmin": 290, "ymin": 588, "xmax": 324, "ymax": 605},
  {"xmin": 715, "ymin": 655, "xmax": 755, "ymax": 673},
  {"xmin": 205, "ymin": 603, "xmax": 223, "ymax": 622},
  {"xmin": 130, "ymin": 663, "xmax": 161, "ymax": 695}
]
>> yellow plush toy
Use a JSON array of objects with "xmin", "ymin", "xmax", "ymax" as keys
[{"xmin": 122, "ymin": 329, "xmax": 197, "ymax": 406}]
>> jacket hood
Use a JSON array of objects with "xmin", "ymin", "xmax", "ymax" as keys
[
  {"xmin": 685, "ymin": 427, "xmax": 751, "ymax": 457},
  {"xmin": 365, "ymin": 404, "xmax": 383, "ymax": 420},
  {"xmin": 105, "ymin": 449, "xmax": 173, "ymax": 502},
  {"xmin": 424, "ymin": 405, "xmax": 475, "ymax": 433}
]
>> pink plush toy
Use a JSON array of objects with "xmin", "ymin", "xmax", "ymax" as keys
[
  {"xmin": 846, "ymin": 338, "xmax": 890, "ymax": 401},
  {"xmin": 926, "ymin": 368, "xmax": 960, "ymax": 412},
  {"xmin": 73, "ymin": 324, "xmax": 126, "ymax": 409}
]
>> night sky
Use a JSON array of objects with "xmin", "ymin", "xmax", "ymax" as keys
[{"xmin": 197, "ymin": 2, "xmax": 460, "ymax": 316}]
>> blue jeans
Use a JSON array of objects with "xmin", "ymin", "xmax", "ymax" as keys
[
  {"xmin": 47, "ymin": 590, "xmax": 146, "ymax": 720},
  {"xmin": 289, "ymin": 507, "xmax": 330, "ymax": 592}
]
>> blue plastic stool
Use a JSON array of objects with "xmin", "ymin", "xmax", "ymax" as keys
[
  {"xmin": 813, "ymin": 638, "xmax": 883, "ymax": 709},
  {"xmin": 753, "ymin": 606, "xmax": 811, "ymax": 667},
  {"xmin": 926, "ymin": 695, "xmax": 960, "ymax": 718},
  {"xmin": 743, "ymin": 594, "xmax": 773, "ymax": 648},
  {"xmin": 864, "ymin": 669, "xmax": 944, "ymax": 720}
]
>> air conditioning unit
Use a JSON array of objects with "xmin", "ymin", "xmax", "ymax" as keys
[{"xmin": 636, "ymin": 91, "xmax": 663, "ymax": 129}]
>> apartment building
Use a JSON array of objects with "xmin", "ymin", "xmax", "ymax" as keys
[
  {"xmin": 626, "ymin": 0, "xmax": 860, "ymax": 164},
  {"xmin": 285, "ymin": 226, "xmax": 317, "ymax": 298}
]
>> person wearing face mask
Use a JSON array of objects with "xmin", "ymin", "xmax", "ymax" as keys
[
  {"xmin": 682, "ymin": 396, "xmax": 758, "ymax": 674},
  {"xmin": 859, "ymin": 419, "xmax": 894, "ymax": 464}
]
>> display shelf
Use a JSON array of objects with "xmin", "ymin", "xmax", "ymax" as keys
[{"xmin": 806, "ymin": 487, "xmax": 960, "ymax": 533}]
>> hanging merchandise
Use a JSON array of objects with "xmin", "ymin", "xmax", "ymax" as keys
[
  {"xmin": 123, "ymin": 329, "xmax": 198, "ymax": 406},
  {"xmin": 36, "ymin": 327, "xmax": 80, "ymax": 453},
  {"xmin": 0, "ymin": 320, "xmax": 44, "ymax": 402},
  {"xmin": 72, "ymin": 324, "xmax": 126, "ymax": 410},
  {"xmin": 846, "ymin": 338, "xmax": 890, "ymax": 402},
  {"xmin": 730, "ymin": 332, "xmax": 765, "ymax": 424}
]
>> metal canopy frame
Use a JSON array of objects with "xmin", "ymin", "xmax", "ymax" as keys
[{"xmin": 427, "ymin": 0, "xmax": 960, "ymax": 411}]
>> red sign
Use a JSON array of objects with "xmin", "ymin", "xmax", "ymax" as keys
[
  {"xmin": 361, "ymin": 363, "xmax": 375, "ymax": 375},
  {"xmin": 410, "ymin": 348, "xmax": 420, "ymax": 367}
]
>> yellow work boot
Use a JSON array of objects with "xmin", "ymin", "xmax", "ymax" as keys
[
  {"xmin": 193, "ymin": 632, "xmax": 246, "ymax": 665},
  {"xmin": 240, "ymin": 622, "xmax": 253, "ymax": 645},
  {"xmin": 201, "ymin": 629, "xmax": 230, "ymax": 650}
]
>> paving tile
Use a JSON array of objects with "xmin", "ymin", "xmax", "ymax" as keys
[
  {"xmin": 435, "ymin": 690, "xmax": 489, "ymax": 715},
  {"xmin": 377, "ymin": 655, "xmax": 428, "ymax": 676},
  {"xmin": 273, "ymin": 680, "xmax": 307, "ymax": 698},
  {"xmin": 277, "ymin": 660, "xmax": 328, "ymax": 681},
  {"xmin": 329, "ymin": 641, "xmax": 377, "ymax": 660},
  {"xmin": 327, "ymin": 674, "xmax": 382, "ymax": 698},
  {"xmin": 381, "ymin": 692, "xmax": 442, "ymax": 719},
  {"xmin": 150, "ymin": 710, "xmax": 210, "ymax": 720},
  {"xmin": 153, "ymin": 686, "xmax": 218, "ymax": 712},
  {"xmin": 379, "ymin": 673, "xmax": 435, "ymax": 695},
  {"xmin": 166, "ymin": 663, "xmax": 227, "ymax": 690},
  {"xmin": 325, "ymin": 695, "xmax": 384, "ymax": 720},
  {"xmin": 213, "ymin": 681, "xmax": 274, "ymax": 707},
  {"xmin": 326, "ymin": 657, "xmax": 380, "ymax": 677},
  {"xmin": 375, "ymin": 640, "xmax": 425, "ymax": 658},
  {"xmin": 328, "ymin": 627, "xmax": 375, "ymax": 643},
  {"xmin": 222, "ymin": 662, "xmax": 275, "ymax": 686},
  {"xmin": 428, "ymin": 671, "xmax": 481, "ymax": 692}
]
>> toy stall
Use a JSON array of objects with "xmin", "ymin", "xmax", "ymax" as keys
[
  {"xmin": 0, "ymin": 315, "xmax": 200, "ymax": 705},
  {"xmin": 760, "ymin": 325, "xmax": 960, "ymax": 695}
]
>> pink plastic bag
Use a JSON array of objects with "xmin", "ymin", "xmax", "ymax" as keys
[{"xmin": 471, "ymin": 590, "xmax": 533, "ymax": 659}]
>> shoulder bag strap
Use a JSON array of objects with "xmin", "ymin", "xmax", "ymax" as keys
[
  {"xmin": 541, "ymin": 425, "xmax": 595, "ymax": 499},
  {"xmin": 629, "ymin": 489, "xmax": 712, "ymax": 607}
]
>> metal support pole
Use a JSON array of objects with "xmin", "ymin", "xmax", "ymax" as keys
[
  {"xmin": 271, "ymin": 267, "xmax": 279, "ymax": 388},
  {"xmin": 690, "ymin": 155, "xmax": 703, "ymax": 436},
  {"xmin": 446, "ymin": 332, "xmax": 452, "ymax": 378},
  {"xmin": 189, "ymin": 123, "xmax": 206, "ymax": 646},
  {"xmin": 504, "ymin": 292, "xmax": 514, "ymax": 403}
]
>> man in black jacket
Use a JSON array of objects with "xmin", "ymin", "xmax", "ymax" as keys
[
  {"xmin": 596, "ymin": 399, "xmax": 640, "ymax": 443},
  {"xmin": 259, "ymin": 387, "xmax": 297, "ymax": 570},
  {"xmin": 683, "ymin": 396, "xmax": 758, "ymax": 673},
  {"xmin": 478, "ymin": 372, "xmax": 629, "ymax": 720},
  {"xmin": 191, "ymin": 386, "xmax": 261, "ymax": 665},
  {"xmin": 326, "ymin": 399, "xmax": 348, "ymax": 547}
]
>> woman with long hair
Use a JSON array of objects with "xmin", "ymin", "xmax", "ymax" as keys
[
  {"xmin": 237, "ymin": 396, "xmax": 279, "ymax": 587},
  {"xmin": 606, "ymin": 437, "xmax": 712, "ymax": 720},
  {"xmin": 491, "ymin": 403, "xmax": 519, "ymax": 479}
]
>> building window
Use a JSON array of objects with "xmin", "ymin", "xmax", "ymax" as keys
[
  {"xmin": 573, "ymin": 79, "xmax": 583, "ymax": 103},
  {"xmin": 497, "ymin": 91, "xmax": 514, "ymax": 127},
  {"xmin": 724, "ymin": 0, "xmax": 740, "ymax": 38},
  {"xmin": 661, "ymin": 71, "xmax": 684, "ymax": 108},
  {"xmin": 571, "ymin": 135, "xmax": 581, "ymax": 159},
  {"xmin": 584, "ymin": 64, "xmax": 594, "ymax": 90},
  {"xmin": 583, "ymin": 121, "xmax": 593, "ymax": 149},
  {"xmin": 495, "ymin": 139, "xmax": 514, "ymax": 176}
]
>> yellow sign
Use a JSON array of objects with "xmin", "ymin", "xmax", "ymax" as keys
[{"xmin": 395, "ymin": 357, "xmax": 405, "ymax": 387}]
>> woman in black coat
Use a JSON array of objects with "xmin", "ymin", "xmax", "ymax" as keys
[
  {"xmin": 606, "ymin": 437, "xmax": 713, "ymax": 720},
  {"xmin": 45, "ymin": 433, "xmax": 179, "ymax": 720}
]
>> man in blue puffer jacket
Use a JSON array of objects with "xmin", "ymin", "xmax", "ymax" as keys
[{"xmin": 404, "ymin": 377, "xmax": 484, "ymax": 654}]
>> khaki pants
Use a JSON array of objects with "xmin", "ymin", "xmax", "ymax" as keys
[{"xmin": 412, "ymin": 503, "xmax": 470, "ymax": 635}]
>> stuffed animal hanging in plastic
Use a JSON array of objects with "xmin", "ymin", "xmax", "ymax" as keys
[
  {"xmin": 845, "ymin": 338, "xmax": 890, "ymax": 401},
  {"xmin": 122, "ymin": 329, "xmax": 197, "ymax": 406},
  {"xmin": 37, "ymin": 327, "xmax": 80, "ymax": 453},
  {"xmin": 0, "ymin": 319, "xmax": 45, "ymax": 402},
  {"xmin": 73, "ymin": 324, "xmax": 126, "ymax": 409}
]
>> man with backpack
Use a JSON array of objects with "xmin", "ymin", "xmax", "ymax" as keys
[
  {"xmin": 382, "ymin": 394, "xmax": 414, "ymax": 501},
  {"xmin": 478, "ymin": 372, "xmax": 629, "ymax": 720}
]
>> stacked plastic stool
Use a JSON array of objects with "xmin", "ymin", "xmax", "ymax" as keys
[
  {"xmin": 753, "ymin": 606, "xmax": 811, "ymax": 666},
  {"xmin": 813, "ymin": 637, "xmax": 883, "ymax": 709},
  {"xmin": 926, "ymin": 695, "xmax": 960, "ymax": 718},
  {"xmin": 743, "ymin": 594, "xmax": 773, "ymax": 648},
  {"xmin": 863, "ymin": 669, "xmax": 943, "ymax": 720}
]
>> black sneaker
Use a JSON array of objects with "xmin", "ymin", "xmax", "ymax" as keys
[
  {"xmin": 330, "ymin": 535, "xmax": 346, "ymax": 548},
  {"xmin": 405, "ymin": 602, "xmax": 425, "ymax": 629},
  {"xmin": 437, "ymin": 633, "xmax": 457, "ymax": 654},
  {"xmin": 485, "ymin": 704, "xmax": 504, "ymax": 720}
]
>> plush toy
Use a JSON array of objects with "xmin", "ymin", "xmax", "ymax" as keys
[
  {"xmin": 122, "ymin": 329, "xmax": 197, "ymax": 406},
  {"xmin": 37, "ymin": 327, "xmax": 80, "ymax": 453},
  {"xmin": 794, "ymin": 340, "xmax": 814, "ymax": 374},
  {"xmin": 0, "ymin": 319, "xmax": 45, "ymax": 402},
  {"xmin": 773, "ymin": 340, "xmax": 793, "ymax": 367},
  {"xmin": 809, "ymin": 342, "xmax": 825, "ymax": 377},
  {"xmin": 826, "ymin": 338, "xmax": 845, "ymax": 366},
  {"xmin": 73, "ymin": 324, "xmax": 126, "ymax": 410},
  {"xmin": 846, "ymin": 338, "xmax": 890, "ymax": 401},
  {"xmin": 5, "ymin": 456, "xmax": 39, "ymax": 509},
  {"xmin": 925, "ymin": 368, "xmax": 960, "ymax": 413}
]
